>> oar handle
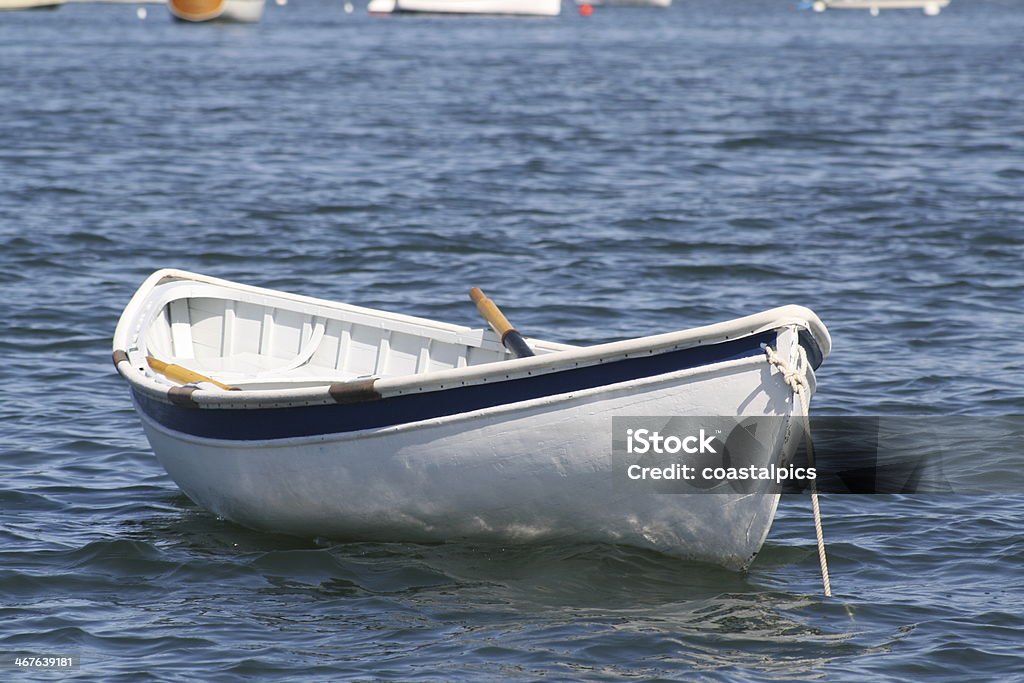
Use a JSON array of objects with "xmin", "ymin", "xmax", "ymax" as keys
[
  {"xmin": 147, "ymin": 356, "xmax": 237, "ymax": 391},
  {"xmin": 469, "ymin": 287, "xmax": 535, "ymax": 359}
]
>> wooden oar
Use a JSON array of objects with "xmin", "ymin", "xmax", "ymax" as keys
[
  {"xmin": 146, "ymin": 356, "xmax": 237, "ymax": 391},
  {"xmin": 468, "ymin": 287, "xmax": 535, "ymax": 359}
]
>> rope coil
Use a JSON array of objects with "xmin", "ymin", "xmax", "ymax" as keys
[{"xmin": 764, "ymin": 343, "xmax": 833, "ymax": 597}]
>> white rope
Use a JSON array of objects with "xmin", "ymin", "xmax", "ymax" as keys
[{"xmin": 764, "ymin": 343, "xmax": 832, "ymax": 598}]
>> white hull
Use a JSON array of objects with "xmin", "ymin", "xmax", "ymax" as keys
[
  {"xmin": 64, "ymin": 0, "xmax": 165, "ymax": 4},
  {"xmin": 0, "ymin": 0, "xmax": 64, "ymax": 9},
  {"xmin": 114, "ymin": 270, "xmax": 830, "ymax": 569},
  {"xmin": 141, "ymin": 356, "xmax": 801, "ymax": 569},
  {"xmin": 576, "ymin": 0, "xmax": 670, "ymax": 7},
  {"xmin": 814, "ymin": 0, "xmax": 949, "ymax": 13},
  {"xmin": 369, "ymin": 0, "xmax": 560, "ymax": 16}
]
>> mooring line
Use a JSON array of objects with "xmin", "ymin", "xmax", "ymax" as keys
[{"xmin": 764, "ymin": 343, "xmax": 832, "ymax": 597}]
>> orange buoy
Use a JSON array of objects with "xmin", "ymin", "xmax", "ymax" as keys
[{"xmin": 579, "ymin": 3, "xmax": 593, "ymax": 16}]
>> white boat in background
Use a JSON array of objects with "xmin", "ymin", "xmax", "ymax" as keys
[
  {"xmin": 63, "ymin": 0, "xmax": 165, "ymax": 4},
  {"xmin": 113, "ymin": 270, "xmax": 830, "ymax": 569},
  {"xmin": 575, "ymin": 0, "xmax": 669, "ymax": 7},
  {"xmin": 0, "ymin": 0, "xmax": 65, "ymax": 10},
  {"xmin": 812, "ymin": 0, "xmax": 949, "ymax": 15},
  {"xmin": 368, "ymin": 0, "xmax": 560, "ymax": 16},
  {"xmin": 169, "ymin": 0, "xmax": 265, "ymax": 22}
]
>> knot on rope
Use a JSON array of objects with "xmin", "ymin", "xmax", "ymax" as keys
[{"xmin": 762, "ymin": 342, "xmax": 811, "ymax": 399}]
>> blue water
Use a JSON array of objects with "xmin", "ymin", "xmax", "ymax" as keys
[{"xmin": 2, "ymin": 0, "xmax": 1023, "ymax": 679}]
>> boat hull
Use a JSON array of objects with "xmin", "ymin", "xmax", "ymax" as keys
[
  {"xmin": 814, "ymin": 0, "xmax": 949, "ymax": 13},
  {"xmin": 136, "ymin": 346, "xmax": 804, "ymax": 570},
  {"xmin": 0, "ymin": 0, "xmax": 65, "ymax": 9},
  {"xmin": 576, "ymin": 0, "xmax": 670, "ymax": 7}
]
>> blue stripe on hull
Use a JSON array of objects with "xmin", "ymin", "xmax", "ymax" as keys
[{"xmin": 133, "ymin": 331, "xmax": 776, "ymax": 441}]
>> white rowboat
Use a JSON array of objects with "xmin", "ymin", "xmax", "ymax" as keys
[
  {"xmin": 113, "ymin": 270, "xmax": 830, "ymax": 569},
  {"xmin": 168, "ymin": 0, "xmax": 265, "ymax": 22}
]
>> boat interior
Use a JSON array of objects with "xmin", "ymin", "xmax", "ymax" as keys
[{"xmin": 136, "ymin": 282, "xmax": 572, "ymax": 390}]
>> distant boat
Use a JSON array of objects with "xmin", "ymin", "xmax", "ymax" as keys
[
  {"xmin": 65, "ymin": 0, "xmax": 166, "ymax": 4},
  {"xmin": 811, "ymin": 0, "xmax": 949, "ymax": 15},
  {"xmin": 368, "ymin": 0, "xmax": 561, "ymax": 16},
  {"xmin": 168, "ymin": 0, "xmax": 265, "ymax": 22},
  {"xmin": 0, "ymin": 0, "xmax": 65, "ymax": 10},
  {"xmin": 575, "ymin": 0, "xmax": 670, "ymax": 6}
]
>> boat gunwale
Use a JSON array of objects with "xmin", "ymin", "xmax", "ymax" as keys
[
  {"xmin": 114, "ymin": 269, "xmax": 831, "ymax": 410},
  {"xmin": 133, "ymin": 352, "xmax": 778, "ymax": 446}
]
